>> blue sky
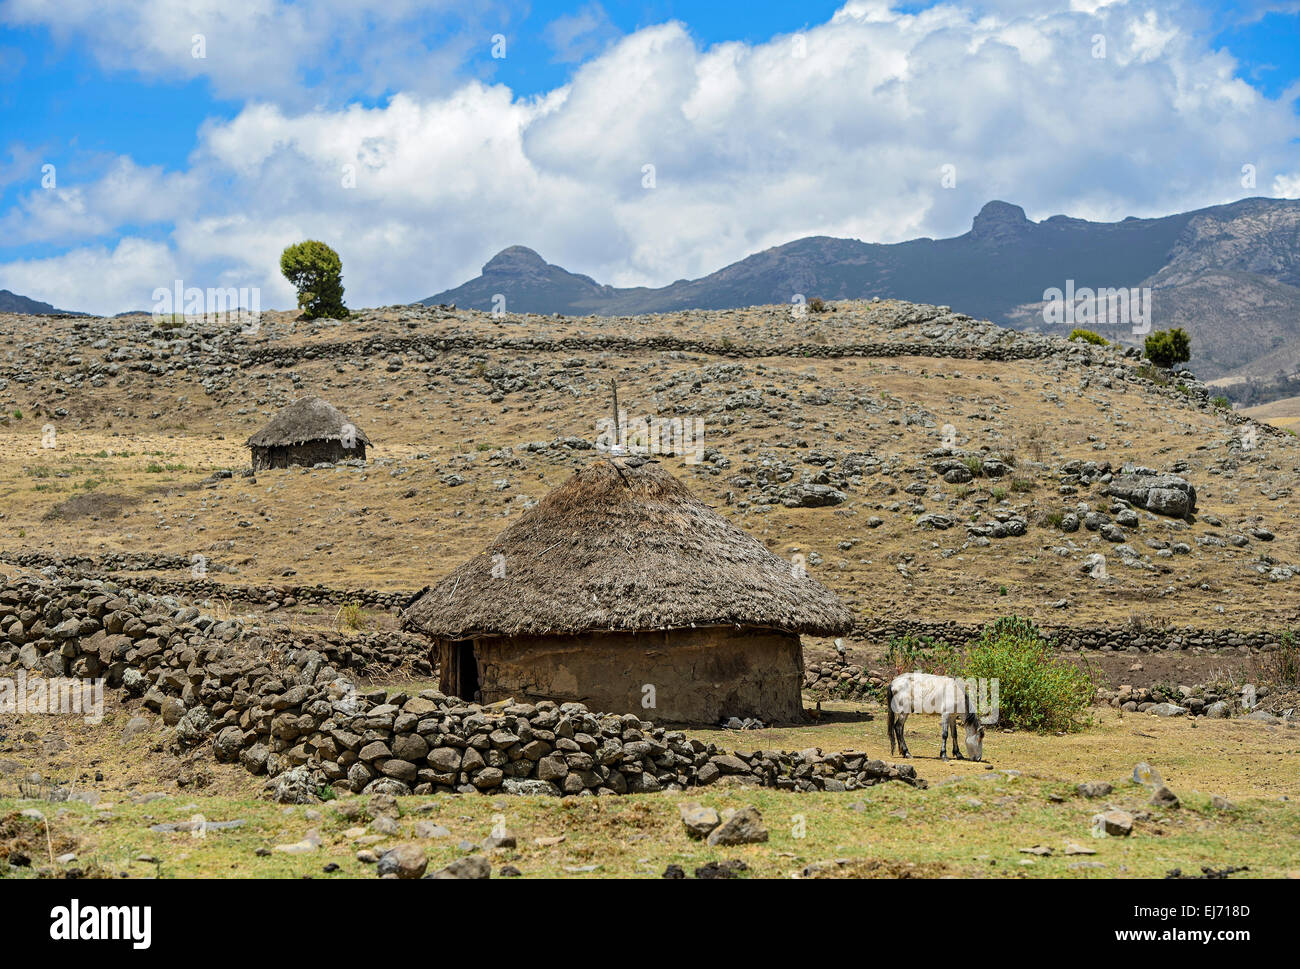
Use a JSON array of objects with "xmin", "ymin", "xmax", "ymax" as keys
[{"xmin": 0, "ymin": 0, "xmax": 1297, "ymax": 313}]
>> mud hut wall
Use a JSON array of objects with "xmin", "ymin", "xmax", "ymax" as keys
[
  {"xmin": 250, "ymin": 440, "xmax": 365, "ymax": 470},
  {"xmin": 469, "ymin": 626, "xmax": 805, "ymax": 724}
]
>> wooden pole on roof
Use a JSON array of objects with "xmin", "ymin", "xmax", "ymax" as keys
[{"xmin": 610, "ymin": 378, "xmax": 621, "ymax": 452}]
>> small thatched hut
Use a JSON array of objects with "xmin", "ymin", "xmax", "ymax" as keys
[
  {"xmin": 245, "ymin": 396, "xmax": 370, "ymax": 470},
  {"xmin": 402, "ymin": 457, "xmax": 852, "ymax": 724}
]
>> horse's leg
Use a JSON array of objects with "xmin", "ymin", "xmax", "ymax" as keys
[
  {"xmin": 939, "ymin": 713, "xmax": 950, "ymax": 760},
  {"xmin": 896, "ymin": 712, "xmax": 910, "ymax": 758},
  {"xmin": 952, "ymin": 723, "xmax": 964, "ymax": 759}
]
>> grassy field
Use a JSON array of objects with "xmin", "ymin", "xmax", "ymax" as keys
[{"xmin": 3, "ymin": 703, "xmax": 1296, "ymax": 879}]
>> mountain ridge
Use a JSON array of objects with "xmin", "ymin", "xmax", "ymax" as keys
[{"xmin": 422, "ymin": 196, "xmax": 1300, "ymax": 388}]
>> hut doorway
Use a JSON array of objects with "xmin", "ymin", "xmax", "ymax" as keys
[{"xmin": 450, "ymin": 639, "xmax": 479, "ymax": 701}]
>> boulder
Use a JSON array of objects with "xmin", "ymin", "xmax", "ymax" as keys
[{"xmin": 706, "ymin": 806, "xmax": 768, "ymax": 846}]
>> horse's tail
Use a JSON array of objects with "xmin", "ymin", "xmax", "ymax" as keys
[{"xmin": 886, "ymin": 680, "xmax": 897, "ymax": 756}]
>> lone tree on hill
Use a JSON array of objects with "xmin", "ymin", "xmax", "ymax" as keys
[
  {"xmin": 1144, "ymin": 327, "xmax": 1191, "ymax": 369},
  {"xmin": 280, "ymin": 240, "xmax": 348, "ymax": 319}
]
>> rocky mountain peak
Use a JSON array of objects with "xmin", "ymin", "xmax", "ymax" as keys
[
  {"xmin": 482, "ymin": 246, "xmax": 550, "ymax": 276},
  {"xmin": 969, "ymin": 200, "xmax": 1033, "ymax": 242}
]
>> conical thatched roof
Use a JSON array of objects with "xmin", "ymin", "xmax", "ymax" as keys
[
  {"xmin": 403, "ymin": 458, "xmax": 853, "ymax": 639},
  {"xmin": 245, "ymin": 396, "xmax": 371, "ymax": 448}
]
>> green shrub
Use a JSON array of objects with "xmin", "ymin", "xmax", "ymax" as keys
[
  {"xmin": 280, "ymin": 240, "xmax": 349, "ymax": 320},
  {"xmin": 1144, "ymin": 327, "xmax": 1191, "ymax": 369},
  {"xmin": 886, "ymin": 634, "xmax": 959, "ymax": 677},
  {"xmin": 959, "ymin": 616, "xmax": 1094, "ymax": 733},
  {"xmin": 336, "ymin": 602, "xmax": 367, "ymax": 631},
  {"xmin": 1211, "ymin": 395, "xmax": 1230, "ymax": 410},
  {"xmin": 1068, "ymin": 328, "xmax": 1107, "ymax": 346}
]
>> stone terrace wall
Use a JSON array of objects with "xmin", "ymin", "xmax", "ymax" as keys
[
  {"xmin": 7, "ymin": 551, "xmax": 1285, "ymax": 656},
  {"xmin": 0, "ymin": 576, "xmax": 923, "ymax": 800},
  {"xmin": 853, "ymin": 618, "xmax": 1287, "ymax": 655}
]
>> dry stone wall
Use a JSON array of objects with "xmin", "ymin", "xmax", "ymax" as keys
[
  {"xmin": 6, "ymin": 551, "xmax": 1282, "ymax": 656},
  {"xmin": 0, "ymin": 575, "xmax": 924, "ymax": 800}
]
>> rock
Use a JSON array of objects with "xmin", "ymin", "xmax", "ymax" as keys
[
  {"xmin": 1148, "ymin": 702, "xmax": 1187, "ymax": 718},
  {"xmin": 705, "ymin": 806, "xmax": 768, "ymax": 846},
  {"xmin": 1132, "ymin": 762, "xmax": 1163, "ymax": 787},
  {"xmin": 370, "ymin": 816, "xmax": 401, "ymax": 836},
  {"xmin": 213, "ymin": 726, "xmax": 246, "ymax": 762},
  {"xmin": 679, "ymin": 802, "xmax": 721, "ymax": 839},
  {"xmin": 1149, "ymin": 786, "xmax": 1180, "ymax": 809},
  {"xmin": 376, "ymin": 844, "xmax": 427, "ymax": 879},
  {"xmin": 1245, "ymin": 709, "xmax": 1279, "ymax": 724},
  {"xmin": 425, "ymin": 854, "xmax": 491, "ymax": 879},
  {"xmin": 1211, "ymin": 795, "xmax": 1236, "ymax": 811},
  {"xmin": 780, "ymin": 483, "xmax": 847, "ymax": 508},
  {"xmin": 272, "ymin": 766, "xmax": 319, "ymax": 805},
  {"xmin": 120, "ymin": 716, "xmax": 152, "ymax": 743},
  {"xmin": 367, "ymin": 793, "xmax": 401, "ymax": 819},
  {"xmin": 1076, "ymin": 781, "xmax": 1112, "ymax": 798},
  {"xmin": 501, "ymin": 778, "xmax": 561, "ymax": 796},
  {"xmin": 695, "ymin": 859, "xmax": 749, "ymax": 879},
  {"xmin": 160, "ymin": 696, "xmax": 186, "ymax": 726},
  {"xmin": 1204, "ymin": 701, "xmax": 1231, "ymax": 719},
  {"xmin": 426, "ymin": 747, "xmax": 462, "ymax": 773},
  {"xmin": 484, "ymin": 827, "xmax": 517, "ymax": 850},
  {"xmin": 412, "ymin": 821, "xmax": 451, "ymax": 839},
  {"xmin": 710, "ymin": 754, "xmax": 749, "ymax": 775},
  {"xmin": 1092, "ymin": 809, "xmax": 1133, "ymax": 836},
  {"xmin": 1107, "ymin": 471, "xmax": 1196, "ymax": 520}
]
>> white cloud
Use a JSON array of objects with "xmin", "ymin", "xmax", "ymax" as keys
[
  {"xmin": 0, "ymin": 238, "xmax": 178, "ymax": 314},
  {"xmin": 0, "ymin": 158, "xmax": 199, "ymax": 243},
  {"xmin": 1275, "ymin": 173, "xmax": 1300, "ymax": 198},
  {"xmin": 544, "ymin": 2, "xmax": 621, "ymax": 64},
  {"xmin": 2, "ymin": 1, "xmax": 1299, "ymax": 313},
  {"xmin": 0, "ymin": 0, "xmax": 497, "ymax": 103}
]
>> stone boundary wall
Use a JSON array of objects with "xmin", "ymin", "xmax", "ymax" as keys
[
  {"xmin": 1, "ymin": 551, "xmax": 417, "ymax": 611},
  {"xmin": 851, "ymin": 618, "xmax": 1290, "ymax": 654},
  {"xmin": 0, "ymin": 576, "xmax": 923, "ymax": 800},
  {"xmin": 6, "ymin": 552, "xmax": 1289, "ymax": 657},
  {"xmin": 802, "ymin": 656, "xmax": 1285, "ymax": 720}
]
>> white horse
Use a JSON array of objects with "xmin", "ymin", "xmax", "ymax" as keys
[{"xmin": 886, "ymin": 671, "xmax": 986, "ymax": 762}]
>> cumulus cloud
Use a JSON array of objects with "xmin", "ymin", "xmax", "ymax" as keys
[
  {"xmin": 2, "ymin": 1, "xmax": 1299, "ymax": 313},
  {"xmin": 0, "ymin": 238, "xmax": 178, "ymax": 314},
  {"xmin": 0, "ymin": 0, "xmax": 504, "ymax": 103}
]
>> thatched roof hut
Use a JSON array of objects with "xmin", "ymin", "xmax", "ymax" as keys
[
  {"xmin": 403, "ymin": 457, "xmax": 852, "ymax": 724},
  {"xmin": 245, "ymin": 396, "xmax": 370, "ymax": 470}
]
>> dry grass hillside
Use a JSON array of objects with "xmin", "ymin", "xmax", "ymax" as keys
[{"xmin": 1, "ymin": 299, "xmax": 1297, "ymax": 641}]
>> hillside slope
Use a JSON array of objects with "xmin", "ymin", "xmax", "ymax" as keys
[{"xmin": 1, "ymin": 299, "xmax": 1296, "ymax": 639}]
